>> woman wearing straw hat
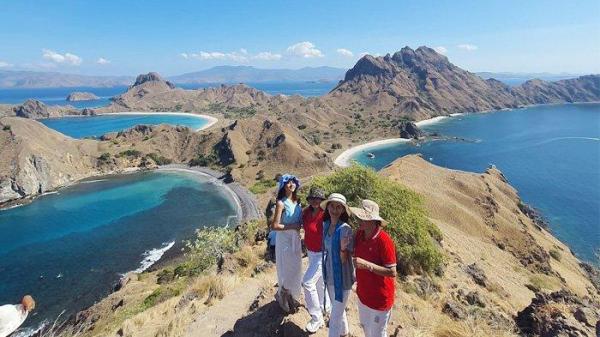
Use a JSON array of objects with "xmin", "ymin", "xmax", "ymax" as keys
[
  {"xmin": 321, "ymin": 193, "xmax": 354, "ymax": 337},
  {"xmin": 271, "ymin": 174, "xmax": 303, "ymax": 313},
  {"xmin": 301, "ymin": 187, "xmax": 330, "ymax": 333},
  {"xmin": 350, "ymin": 199, "xmax": 397, "ymax": 337}
]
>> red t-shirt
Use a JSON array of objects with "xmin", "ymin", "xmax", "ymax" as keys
[
  {"xmin": 354, "ymin": 228, "xmax": 397, "ymax": 311},
  {"xmin": 302, "ymin": 207, "xmax": 324, "ymax": 252}
]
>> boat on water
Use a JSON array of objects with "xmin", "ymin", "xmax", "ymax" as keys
[{"xmin": 367, "ymin": 152, "xmax": 375, "ymax": 159}]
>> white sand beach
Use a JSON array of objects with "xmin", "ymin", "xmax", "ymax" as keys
[
  {"xmin": 334, "ymin": 114, "xmax": 455, "ymax": 167},
  {"xmin": 100, "ymin": 112, "xmax": 218, "ymax": 131}
]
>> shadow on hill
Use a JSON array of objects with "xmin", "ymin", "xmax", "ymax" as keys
[{"xmin": 221, "ymin": 300, "xmax": 308, "ymax": 337}]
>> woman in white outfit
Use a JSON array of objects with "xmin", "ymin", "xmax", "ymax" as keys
[
  {"xmin": 301, "ymin": 187, "xmax": 330, "ymax": 333},
  {"xmin": 271, "ymin": 174, "xmax": 303, "ymax": 313},
  {"xmin": 321, "ymin": 193, "xmax": 354, "ymax": 337}
]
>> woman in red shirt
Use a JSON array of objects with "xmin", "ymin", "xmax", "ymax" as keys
[
  {"xmin": 301, "ymin": 187, "xmax": 330, "ymax": 333},
  {"xmin": 350, "ymin": 199, "xmax": 397, "ymax": 337}
]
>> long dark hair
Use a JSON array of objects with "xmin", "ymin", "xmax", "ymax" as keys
[
  {"xmin": 277, "ymin": 185, "xmax": 298, "ymax": 202},
  {"xmin": 323, "ymin": 202, "xmax": 349, "ymax": 224}
]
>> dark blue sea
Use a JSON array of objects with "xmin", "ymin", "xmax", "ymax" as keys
[
  {"xmin": 352, "ymin": 104, "xmax": 600, "ymax": 264},
  {"xmin": 0, "ymin": 171, "xmax": 237, "ymax": 333}
]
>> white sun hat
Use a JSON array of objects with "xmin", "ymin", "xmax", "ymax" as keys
[
  {"xmin": 320, "ymin": 193, "xmax": 351, "ymax": 215},
  {"xmin": 349, "ymin": 199, "xmax": 388, "ymax": 226}
]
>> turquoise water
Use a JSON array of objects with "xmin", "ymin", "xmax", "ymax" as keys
[
  {"xmin": 39, "ymin": 114, "xmax": 210, "ymax": 139},
  {"xmin": 352, "ymin": 104, "xmax": 600, "ymax": 264},
  {"xmin": 0, "ymin": 170, "xmax": 237, "ymax": 330}
]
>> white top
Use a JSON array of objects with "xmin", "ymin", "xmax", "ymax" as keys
[{"xmin": 0, "ymin": 304, "xmax": 28, "ymax": 337}]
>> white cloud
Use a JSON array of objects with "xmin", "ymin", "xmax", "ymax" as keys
[
  {"xmin": 0, "ymin": 61, "xmax": 13, "ymax": 68},
  {"xmin": 42, "ymin": 49, "xmax": 82, "ymax": 65},
  {"xmin": 286, "ymin": 41, "xmax": 324, "ymax": 58},
  {"xmin": 97, "ymin": 57, "xmax": 110, "ymax": 65},
  {"xmin": 433, "ymin": 46, "xmax": 448, "ymax": 55},
  {"xmin": 181, "ymin": 49, "xmax": 282, "ymax": 62},
  {"xmin": 457, "ymin": 44, "xmax": 478, "ymax": 51},
  {"xmin": 336, "ymin": 48, "xmax": 354, "ymax": 57},
  {"xmin": 253, "ymin": 52, "xmax": 282, "ymax": 61}
]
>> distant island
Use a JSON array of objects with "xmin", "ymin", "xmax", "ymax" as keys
[
  {"xmin": 66, "ymin": 91, "xmax": 99, "ymax": 101},
  {"xmin": 0, "ymin": 66, "xmax": 346, "ymax": 89}
]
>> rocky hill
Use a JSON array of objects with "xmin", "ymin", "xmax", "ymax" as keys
[
  {"xmin": 0, "ymin": 113, "xmax": 330, "ymax": 206},
  {"xmin": 0, "ymin": 99, "xmax": 82, "ymax": 119},
  {"xmin": 66, "ymin": 92, "xmax": 99, "ymax": 101},
  {"xmin": 325, "ymin": 46, "xmax": 600, "ymax": 120}
]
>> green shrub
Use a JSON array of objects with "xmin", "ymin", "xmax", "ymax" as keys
[
  {"xmin": 146, "ymin": 153, "xmax": 172, "ymax": 165},
  {"xmin": 249, "ymin": 179, "xmax": 276, "ymax": 195},
  {"xmin": 117, "ymin": 149, "xmax": 142, "ymax": 158},
  {"xmin": 2, "ymin": 125, "xmax": 10, "ymax": 131},
  {"xmin": 298, "ymin": 124, "xmax": 307, "ymax": 130},
  {"xmin": 189, "ymin": 153, "xmax": 218, "ymax": 167},
  {"xmin": 549, "ymin": 248, "xmax": 562, "ymax": 261},
  {"xmin": 97, "ymin": 152, "xmax": 111, "ymax": 162},
  {"xmin": 141, "ymin": 286, "xmax": 181, "ymax": 310},
  {"xmin": 180, "ymin": 227, "xmax": 238, "ymax": 276},
  {"xmin": 304, "ymin": 164, "xmax": 443, "ymax": 274}
]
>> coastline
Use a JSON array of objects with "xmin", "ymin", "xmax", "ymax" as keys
[
  {"xmin": 98, "ymin": 111, "xmax": 219, "ymax": 131},
  {"xmin": 333, "ymin": 114, "xmax": 454, "ymax": 167},
  {"xmin": 333, "ymin": 102, "xmax": 600, "ymax": 168}
]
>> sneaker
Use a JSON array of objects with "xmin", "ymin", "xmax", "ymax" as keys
[{"xmin": 305, "ymin": 317, "xmax": 325, "ymax": 333}]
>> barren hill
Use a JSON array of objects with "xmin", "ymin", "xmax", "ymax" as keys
[
  {"xmin": 53, "ymin": 156, "xmax": 599, "ymax": 337},
  {"xmin": 325, "ymin": 46, "xmax": 600, "ymax": 120}
]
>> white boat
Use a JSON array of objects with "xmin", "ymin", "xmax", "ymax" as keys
[{"xmin": 367, "ymin": 152, "xmax": 375, "ymax": 159}]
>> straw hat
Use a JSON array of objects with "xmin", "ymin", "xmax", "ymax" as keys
[
  {"xmin": 320, "ymin": 193, "xmax": 351, "ymax": 215},
  {"xmin": 349, "ymin": 199, "xmax": 387, "ymax": 226}
]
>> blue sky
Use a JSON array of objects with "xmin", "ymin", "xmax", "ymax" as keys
[{"xmin": 0, "ymin": 0, "xmax": 599, "ymax": 76}]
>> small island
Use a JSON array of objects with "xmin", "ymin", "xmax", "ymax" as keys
[{"xmin": 66, "ymin": 92, "xmax": 99, "ymax": 101}]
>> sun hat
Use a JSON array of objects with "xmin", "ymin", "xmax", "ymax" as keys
[
  {"xmin": 320, "ymin": 193, "xmax": 351, "ymax": 215},
  {"xmin": 307, "ymin": 187, "xmax": 326, "ymax": 201},
  {"xmin": 277, "ymin": 174, "xmax": 300, "ymax": 192},
  {"xmin": 349, "ymin": 199, "xmax": 388, "ymax": 226}
]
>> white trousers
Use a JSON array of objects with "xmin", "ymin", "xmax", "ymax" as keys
[
  {"xmin": 358, "ymin": 299, "xmax": 392, "ymax": 337},
  {"xmin": 327, "ymin": 285, "xmax": 350, "ymax": 337},
  {"xmin": 302, "ymin": 250, "xmax": 330, "ymax": 320},
  {"xmin": 275, "ymin": 230, "xmax": 302, "ymax": 300}
]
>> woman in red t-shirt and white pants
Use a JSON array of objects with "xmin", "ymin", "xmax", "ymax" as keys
[
  {"xmin": 301, "ymin": 187, "xmax": 330, "ymax": 333},
  {"xmin": 350, "ymin": 199, "xmax": 397, "ymax": 337}
]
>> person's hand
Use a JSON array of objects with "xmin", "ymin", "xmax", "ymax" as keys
[{"xmin": 353, "ymin": 257, "xmax": 371, "ymax": 270}]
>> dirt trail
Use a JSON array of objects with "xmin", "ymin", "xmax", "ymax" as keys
[{"xmin": 184, "ymin": 276, "xmax": 269, "ymax": 337}]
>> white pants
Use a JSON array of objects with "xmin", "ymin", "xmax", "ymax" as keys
[
  {"xmin": 302, "ymin": 251, "xmax": 330, "ymax": 320},
  {"xmin": 327, "ymin": 284, "xmax": 350, "ymax": 337},
  {"xmin": 358, "ymin": 299, "xmax": 392, "ymax": 337},
  {"xmin": 275, "ymin": 230, "xmax": 302, "ymax": 300}
]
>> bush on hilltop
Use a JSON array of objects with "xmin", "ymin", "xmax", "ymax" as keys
[{"xmin": 303, "ymin": 164, "xmax": 444, "ymax": 274}]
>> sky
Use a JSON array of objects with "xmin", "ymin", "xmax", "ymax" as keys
[{"xmin": 0, "ymin": 0, "xmax": 599, "ymax": 76}]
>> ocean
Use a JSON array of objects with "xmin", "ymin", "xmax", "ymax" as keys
[
  {"xmin": 351, "ymin": 104, "xmax": 600, "ymax": 264},
  {"xmin": 0, "ymin": 81, "xmax": 336, "ymax": 109},
  {"xmin": 0, "ymin": 170, "xmax": 238, "ymax": 333}
]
